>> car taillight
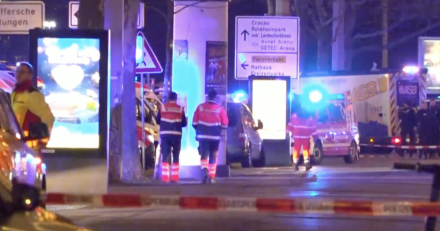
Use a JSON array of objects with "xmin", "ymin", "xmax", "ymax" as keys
[{"xmin": 391, "ymin": 137, "xmax": 401, "ymax": 145}]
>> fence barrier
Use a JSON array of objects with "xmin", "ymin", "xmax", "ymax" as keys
[
  {"xmin": 360, "ymin": 144, "xmax": 440, "ymax": 149},
  {"xmin": 44, "ymin": 193, "xmax": 440, "ymax": 217}
]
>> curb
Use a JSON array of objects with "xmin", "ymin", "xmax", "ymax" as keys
[{"xmin": 45, "ymin": 193, "xmax": 440, "ymax": 217}]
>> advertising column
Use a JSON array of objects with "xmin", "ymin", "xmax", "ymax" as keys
[
  {"xmin": 172, "ymin": 0, "xmax": 229, "ymax": 179},
  {"xmin": 29, "ymin": 29, "xmax": 109, "ymax": 194}
]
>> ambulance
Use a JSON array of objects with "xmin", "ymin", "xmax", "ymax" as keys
[{"xmin": 294, "ymin": 66, "xmax": 427, "ymax": 159}]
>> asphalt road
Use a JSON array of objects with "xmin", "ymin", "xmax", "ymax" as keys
[{"xmin": 52, "ymin": 154, "xmax": 440, "ymax": 231}]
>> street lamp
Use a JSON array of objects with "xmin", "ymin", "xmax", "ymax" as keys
[{"xmin": 43, "ymin": 21, "xmax": 56, "ymax": 29}]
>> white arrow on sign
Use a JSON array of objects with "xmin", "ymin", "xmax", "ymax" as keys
[
  {"xmin": 69, "ymin": 1, "xmax": 144, "ymax": 29},
  {"xmin": 136, "ymin": 31, "xmax": 163, "ymax": 74},
  {"xmin": 234, "ymin": 16, "xmax": 300, "ymax": 80}
]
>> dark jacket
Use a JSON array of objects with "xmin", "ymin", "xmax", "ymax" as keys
[
  {"xmin": 417, "ymin": 109, "xmax": 430, "ymax": 132},
  {"xmin": 399, "ymin": 107, "xmax": 417, "ymax": 130},
  {"xmin": 156, "ymin": 102, "xmax": 187, "ymax": 139},
  {"xmin": 429, "ymin": 106, "xmax": 440, "ymax": 129}
]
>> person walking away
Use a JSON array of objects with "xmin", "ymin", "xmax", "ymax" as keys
[
  {"xmin": 11, "ymin": 63, "xmax": 54, "ymax": 148},
  {"xmin": 429, "ymin": 99, "xmax": 440, "ymax": 157},
  {"xmin": 286, "ymin": 106, "xmax": 317, "ymax": 171},
  {"xmin": 156, "ymin": 92, "xmax": 187, "ymax": 183},
  {"xmin": 417, "ymin": 101, "xmax": 430, "ymax": 159},
  {"xmin": 397, "ymin": 102, "xmax": 417, "ymax": 157},
  {"xmin": 192, "ymin": 89, "xmax": 228, "ymax": 184}
]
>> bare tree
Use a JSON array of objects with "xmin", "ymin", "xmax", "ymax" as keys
[
  {"xmin": 79, "ymin": 0, "xmax": 141, "ymax": 182},
  {"xmin": 291, "ymin": 0, "xmax": 440, "ymax": 71},
  {"xmin": 78, "ymin": 0, "xmax": 104, "ymax": 29}
]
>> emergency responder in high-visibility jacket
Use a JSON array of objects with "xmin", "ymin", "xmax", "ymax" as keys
[
  {"xmin": 286, "ymin": 107, "xmax": 316, "ymax": 171},
  {"xmin": 156, "ymin": 92, "xmax": 187, "ymax": 183},
  {"xmin": 192, "ymin": 90, "xmax": 228, "ymax": 184},
  {"xmin": 11, "ymin": 63, "xmax": 54, "ymax": 148}
]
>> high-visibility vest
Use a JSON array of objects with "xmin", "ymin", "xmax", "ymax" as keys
[
  {"xmin": 159, "ymin": 102, "xmax": 184, "ymax": 136},
  {"xmin": 287, "ymin": 114, "xmax": 317, "ymax": 140},
  {"xmin": 192, "ymin": 101, "xmax": 228, "ymax": 141}
]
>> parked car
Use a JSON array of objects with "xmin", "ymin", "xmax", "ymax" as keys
[
  {"xmin": 0, "ymin": 90, "xmax": 47, "ymax": 191},
  {"xmin": 0, "ymin": 177, "xmax": 95, "ymax": 230},
  {"xmin": 226, "ymin": 102, "xmax": 264, "ymax": 168}
]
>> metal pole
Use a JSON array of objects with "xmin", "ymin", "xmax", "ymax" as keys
[
  {"xmin": 425, "ymin": 166, "xmax": 440, "ymax": 231},
  {"xmin": 141, "ymin": 74, "xmax": 146, "ymax": 171},
  {"xmin": 382, "ymin": 0, "xmax": 388, "ymax": 68}
]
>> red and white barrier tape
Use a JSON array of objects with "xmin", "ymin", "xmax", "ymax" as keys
[
  {"xmin": 360, "ymin": 144, "xmax": 440, "ymax": 149},
  {"xmin": 45, "ymin": 193, "xmax": 440, "ymax": 216}
]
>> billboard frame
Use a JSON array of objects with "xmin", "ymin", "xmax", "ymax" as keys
[{"xmin": 29, "ymin": 28, "xmax": 109, "ymax": 158}]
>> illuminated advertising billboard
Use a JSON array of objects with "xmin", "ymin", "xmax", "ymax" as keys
[
  {"xmin": 419, "ymin": 37, "xmax": 440, "ymax": 93},
  {"xmin": 29, "ymin": 29, "xmax": 108, "ymax": 156},
  {"xmin": 249, "ymin": 76, "xmax": 290, "ymax": 140}
]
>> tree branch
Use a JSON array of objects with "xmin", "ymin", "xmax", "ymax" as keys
[
  {"xmin": 174, "ymin": 1, "xmax": 206, "ymax": 14},
  {"xmin": 145, "ymin": 5, "xmax": 170, "ymax": 31}
]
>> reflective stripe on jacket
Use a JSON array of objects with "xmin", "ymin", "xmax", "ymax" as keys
[
  {"xmin": 192, "ymin": 101, "xmax": 228, "ymax": 140},
  {"xmin": 286, "ymin": 114, "xmax": 316, "ymax": 140},
  {"xmin": 158, "ymin": 102, "xmax": 186, "ymax": 137}
]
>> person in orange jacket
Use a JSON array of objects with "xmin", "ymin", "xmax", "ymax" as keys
[
  {"xmin": 156, "ymin": 92, "xmax": 187, "ymax": 183},
  {"xmin": 286, "ymin": 106, "xmax": 317, "ymax": 171},
  {"xmin": 11, "ymin": 63, "xmax": 54, "ymax": 148},
  {"xmin": 192, "ymin": 90, "xmax": 228, "ymax": 184}
]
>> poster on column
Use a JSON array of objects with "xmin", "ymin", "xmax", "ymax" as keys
[
  {"xmin": 173, "ymin": 40, "xmax": 189, "ymax": 150},
  {"xmin": 205, "ymin": 41, "xmax": 227, "ymax": 103}
]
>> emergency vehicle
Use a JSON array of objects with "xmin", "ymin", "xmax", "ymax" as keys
[
  {"xmin": 291, "ymin": 86, "xmax": 358, "ymax": 164},
  {"xmin": 135, "ymin": 82, "xmax": 161, "ymax": 168},
  {"xmin": 294, "ymin": 66, "xmax": 427, "ymax": 157}
]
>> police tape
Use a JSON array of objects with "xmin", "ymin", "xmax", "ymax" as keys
[
  {"xmin": 360, "ymin": 144, "xmax": 440, "ymax": 149},
  {"xmin": 45, "ymin": 193, "xmax": 440, "ymax": 216}
]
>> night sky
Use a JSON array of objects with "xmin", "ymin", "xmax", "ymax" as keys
[{"xmin": 2, "ymin": 0, "xmax": 439, "ymax": 94}]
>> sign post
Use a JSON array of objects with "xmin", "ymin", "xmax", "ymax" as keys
[
  {"xmin": 0, "ymin": 1, "xmax": 45, "ymax": 34},
  {"xmin": 69, "ymin": 1, "xmax": 144, "ymax": 29},
  {"xmin": 135, "ymin": 31, "xmax": 162, "ymax": 174},
  {"xmin": 141, "ymin": 73, "xmax": 145, "ymax": 171},
  {"xmin": 234, "ymin": 16, "xmax": 299, "ymax": 80}
]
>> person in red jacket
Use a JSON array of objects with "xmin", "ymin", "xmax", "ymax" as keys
[
  {"xmin": 192, "ymin": 90, "xmax": 228, "ymax": 184},
  {"xmin": 156, "ymin": 92, "xmax": 187, "ymax": 183},
  {"xmin": 287, "ymin": 106, "xmax": 317, "ymax": 171}
]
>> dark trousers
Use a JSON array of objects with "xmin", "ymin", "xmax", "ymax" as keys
[
  {"xmin": 398, "ymin": 129, "xmax": 415, "ymax": 155},
  {"xmin": 419, "ymin": 129, "xmax": 431, "ymax": 155},
  {"xmin": 161, "ymin": 137, "xmax": 181, "ymax": 164},
  {"xmin": 199, "ymin": 140, "xmax": 220, "ymax": 164}
]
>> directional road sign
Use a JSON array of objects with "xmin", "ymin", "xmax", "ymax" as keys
[
  {"xmin": 235, "ymin": 16, "xmax": 299, "ymax": 80},
  {"xmin": 69, "ymin": 1, "xmax": 144, "ymax": 29},
  {"xmin": 136, "ymin": 31, "xmax": 163, "ymax": 74},
  {"xmin": 0, "ymin": 1, "xmax": 45, "ymax": 35}
]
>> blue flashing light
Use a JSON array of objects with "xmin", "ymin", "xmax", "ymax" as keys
[
  {"xmin": 335, "ymin": 94, "xmax": 345, "ymax": 100},
  {"xmin": 136, "ymin": 35, "xmax": 143, "ymax": 64},
  {"xmin": 403, "ymin": 66, "xmax": 419, "ymax": 74},
  {"xmin": 233, "ymin": 91, "xmax": 247, "ymax": 102},
  {"xmin": 309, "ymin": 90, "xmax": 323, "ymax": 103},
  {"xmin": 437, "ymin": 95, "xmax": 440, "ymax": 99},
  {"xmin": 289, "ymin": 92, "xmax": 294, "ymax": 101}
]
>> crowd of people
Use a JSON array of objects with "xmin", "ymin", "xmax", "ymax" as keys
[{"xmin": 399, "ymin": 99, "xmax": 440, "ymax": 158}]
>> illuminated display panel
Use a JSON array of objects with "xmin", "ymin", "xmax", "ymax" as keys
[
  {"xmin": 421, "ymin": 39, "xmax": 440, "ymax": 92},
  {"xmin": 37, "ymin": 38, "xmax": 100, "ymax": 149},
  {"xmin": 252, "ymin": 79, "xmax": 287, "ymax": 140}
]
